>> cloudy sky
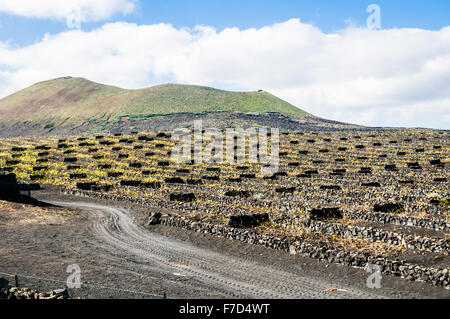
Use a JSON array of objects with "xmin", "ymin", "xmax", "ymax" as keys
[{"xmin": 0, "ymin": 0, "xmax": 449, "ymax": 129}]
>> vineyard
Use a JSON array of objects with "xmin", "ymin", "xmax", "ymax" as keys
[{"xmin": 0, "ymin": 128, "xmax": 448, "ymax": 288}]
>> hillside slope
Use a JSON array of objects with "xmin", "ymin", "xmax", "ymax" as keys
[{"xmin": 0, "ymin": 77, "xmax": 308, "ymax": 128}]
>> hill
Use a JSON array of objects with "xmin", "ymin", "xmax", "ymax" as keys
[
  {"xmin": 0, "ymin": 77, "xmax": 358, "ymax": 137},
  {"xmin": 0, "ymin": 77, "xmax": 306, "ymax": 122}
]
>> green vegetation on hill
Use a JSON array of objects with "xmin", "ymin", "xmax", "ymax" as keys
[{"xmin": 0, "ymin": 77, "xmax": 308, "ymax": 127}]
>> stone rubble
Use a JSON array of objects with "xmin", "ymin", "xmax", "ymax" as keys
[{"xmin": 0, "ymin": 278, "xmax": 69, "ymax": 299}]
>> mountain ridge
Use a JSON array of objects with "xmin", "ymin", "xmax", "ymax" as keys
[
  {"xmin": 0, "ymin": 77, "xmax": 309, "ymax": 127},
  {"xmin": 0, "ymin": 77, "xmax": 362, "ymax": 137}
]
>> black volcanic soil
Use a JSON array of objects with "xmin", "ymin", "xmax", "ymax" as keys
[
  {"xmin": 0, "ymin": 189, "xmax": 448, "ymax": 299},
  {"xmin": 0, "ymin": 112, "xmax": 365, "ymax": 138}
]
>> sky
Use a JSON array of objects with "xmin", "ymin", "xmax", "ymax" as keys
[{"xmin": 0, "ymin": 0, "xmax": 449, "ymax": 129}]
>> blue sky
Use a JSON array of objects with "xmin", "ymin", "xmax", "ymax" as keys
[
  {"xmin": 0, "ymin": 1, "xmax": 449, "ymax": 129},
  {"xmin": 1, "ymin": 0, "xmax": 450, "ymax": 46}
]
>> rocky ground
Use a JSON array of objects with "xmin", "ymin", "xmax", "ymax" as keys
[
  {"xmin": 0, "ymin": 194, "xmax": 448, "ymax": 299},
  {"xmin": 0, "ymin": 112, "xmax": 361, "ymax": 138}
]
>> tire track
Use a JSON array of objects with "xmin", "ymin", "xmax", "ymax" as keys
[{"xmin": 52, "ymin": 201, "xmax": 386, "ymax": 299}]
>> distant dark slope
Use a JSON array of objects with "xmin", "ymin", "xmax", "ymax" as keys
[{"xmin": 0, "ymin": 77, "xmax": 308, "ymax": 127}]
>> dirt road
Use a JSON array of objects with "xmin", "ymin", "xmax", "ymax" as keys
[{"xmin": 49, "ymin": 201, "xmax": 405, "ymax": 299}]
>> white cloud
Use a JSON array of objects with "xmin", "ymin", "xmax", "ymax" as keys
[
  {"xmin": 0, "ymin": 19, "xmax": 449, "ymax": 129},
  {"xmin": 0, "ymin": 0, "xmax": 136, "ymax": 28}
]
